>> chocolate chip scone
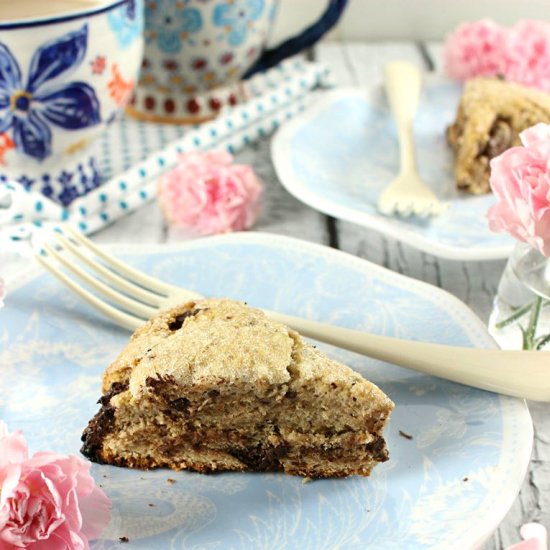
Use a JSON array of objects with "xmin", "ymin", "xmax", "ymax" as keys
[
  {"xmin": 81, "ymin": 298, "xmax": 394, "ymax": 478},
  {"xmin": 447, "ymin": 77, "xmax": 550, "ymax": 194}
]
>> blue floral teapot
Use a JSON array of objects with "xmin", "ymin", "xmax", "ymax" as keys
[{"xmin": 127, "ymin": 0, "xmax": 348, "ymax": 123}]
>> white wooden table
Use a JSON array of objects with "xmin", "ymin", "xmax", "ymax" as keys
[{"xmin": 1, "ymin": 41, "xmax": 546, "ymax": 549}]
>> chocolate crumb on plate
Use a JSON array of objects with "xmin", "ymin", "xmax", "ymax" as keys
[
  {"xmin": 119, "ymin": 536, "xmax": 129, "ymax": 543},
  {"xmin": 399, "ymin": 430, "xmax": 413, "ymax": 440},
  {"xmin": 167, "ymin": 478, "xmax": 176, "ymax": 484}
]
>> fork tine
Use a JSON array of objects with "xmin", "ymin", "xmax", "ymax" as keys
[
  {"xmin": 396, "ymin": 199, "xmax": 413, "ymax": 217},
  {"xmin": 35, "ymin": 252, "xmax": 144, "ymax": 331},
  {"xmin": 42, "ymin": 242, "xmax": 159, "ymax": 319},
  {"xmin": 377, "ymin": 194, "xmax": 395, "ymax": 216},
  {"xmin": 53, "ymin": 232, "xmax": 165, "ymax": 306},
  {"xmin": 412, "ymin": 201, "xmax": 431, "ymax": 218},
  {"xmin": 64, "ymin": 225, "xmax": 201, "ymax": 298}
]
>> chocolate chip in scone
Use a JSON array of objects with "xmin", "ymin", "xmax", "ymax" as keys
[
  {"xmin": 98, "ymin": 381, "xmax": 128, "ymax": 406},
  {"xmin": 168, "ymin": 309, "xmax": 201, "ymax": 331},
  {"xmin": 480, "ymin": 117, "xmax": 513, "ymax": 159},
  {"xmin": 169, "ymin": 397, "xmax": 191, "ymax": 415},
  {"xmin": 365, "ymin": 436, "xmax": 388, "ymax": 462},
  {"xmin": 81, "ymin": 382, "xmax": 129, "ymax": 462},
  {"xmin": 145, "ymin": 375, "xmax": 176, "ymax": 390},
  {"xmin": 228, "ymin": 441, "xmax": 288, "ymax": 471}
]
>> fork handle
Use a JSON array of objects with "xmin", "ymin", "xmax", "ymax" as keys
[
  {"xmin": 267, "ymin": 310, "xmax": 550, "ymax": 401},
  {"xmin": 384, "ymin": 61, "xmax": 422, "ymax": 173}
]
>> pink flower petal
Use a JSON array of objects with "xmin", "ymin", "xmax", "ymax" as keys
[
  {"xmin": 521, "ymin": 123, "xmax": 550, "ymax": 146},
  {"xmin": 0, "ymin": 422, "xmax": 28, "ymax": 469},
  {"xmin": 487, "ymin": 123, "xmax": 550, "ymax": 256},
  {"xmin": 158, "ymin": 151, "xmax": 263, "ymax": 235},
  {"xmin": 506, "ymin": 523, "xmax": 547, "ymax": 550},
  {"xmin": 444, "ymin": 19, "xmax": 507, "ymax": 80},
  {"xmin": 444, "ymin": 18, "xmax": 550, "ymax": 92},
  {"xmin": 0, "ymin": 425, "xmax": 111, "ymax": 549},
  {"xmin": 78, "ymin": 485, "xmax": 111, "ymax": 540},
  {"xmin": 504, "ymin": 20, "xmax": 550, "ymax": 92}
]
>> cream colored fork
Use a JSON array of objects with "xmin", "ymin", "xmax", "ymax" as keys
[
  {"xmin": 35, "ymin": 225, "xmax": 550, "ymax": 401},
  {"xmin": 377, "ymin": 61, "xmax": 448, "ymax": 217}
]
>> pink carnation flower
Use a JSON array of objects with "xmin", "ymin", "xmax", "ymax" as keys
[
  {"xmin": 504, "ymin": 20, "xmax": 550, "ymax": 92},
  {"xmin": 506, "ymin": 523, "xmax": 547, "ymax": 550},
  {"xmin": 443, "ymin": 19, "xmax": 507, "ymax": 80},
  {"xmin": 444, "ymin": 18, "xmax": 550, "ymax": 93},
  {"xmin": 0, "ymin": 422, "xmax": 111, "ymax": 549},
  {"xmin": 158, "ymin": 151, "xmax": 263, "ymax": 235},
  {"xmin": 487, "ymin": 123, "xmax": 550, "ymax": 256}
]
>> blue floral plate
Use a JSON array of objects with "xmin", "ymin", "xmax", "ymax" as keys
[
  {"xmin": 272, "ymin": 81, "xmax": 516, "ymax": 260},
  {"xmin": 0, "ymin": 233, "xmax": 531, "ymax": 548}
]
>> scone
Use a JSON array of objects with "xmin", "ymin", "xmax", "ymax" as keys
[
  {"xmin": 447, "ymin": 77, "xmax": 550, "ymax": 194},
  {"xmin": 81, "ymin": 298, "xmax": 394, "ymax": 478}
]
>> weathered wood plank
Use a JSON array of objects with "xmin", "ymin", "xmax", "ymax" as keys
[
  {"xmin": 317, "ymin": 41, "xmax": 425, "ymax": 88},
  {"xmin": 93, "ymin": 201, "xmax": 167, "ymax": 245},
  {"xmin": 235, "ymin": 138, "xmax": 329, "ymax": 243},
  {"xmin": 424, "ymin": 41, "xmax": 444, "ymax": 73}
]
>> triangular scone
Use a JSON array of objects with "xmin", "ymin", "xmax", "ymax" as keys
[
  {"xmin": 447, "ymin": 77, "xmax": 550, "ymax": 194},
  {"xmin": 81, "ymin": 299, "xmax": 394, "ymax": 478}
]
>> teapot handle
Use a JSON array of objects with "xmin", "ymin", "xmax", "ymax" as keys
[{"xmin": 244, "ymin": 0, "xmax": 349, "ymax": 78}]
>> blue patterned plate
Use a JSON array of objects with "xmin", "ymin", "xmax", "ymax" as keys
[
  {"xmin": 272, "ymin": 81, "xmax": 516, "ymax": 260},
  {"xmin": 0, "ymin": 233, "xmax": 531, "ymax": 548}
]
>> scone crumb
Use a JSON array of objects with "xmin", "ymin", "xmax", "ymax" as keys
[
  {"xmin": 119, "ymin": 536, "xmax": 129, "ymax": 543},
  {"xmin": 302, "ymin": 477, "xmax": 313, "ymax": 484},
  {"xmin": 167, "ymin": 478, "xmax": 176, "ymax": 484}
]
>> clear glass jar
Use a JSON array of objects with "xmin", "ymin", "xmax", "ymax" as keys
[{"xmin": 489, "ymin": 242, "xmax": 550, "ymax": 350}]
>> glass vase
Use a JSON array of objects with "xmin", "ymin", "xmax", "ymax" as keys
[{"xmin": 489, "ymin": 242, "xmax": 550, "ymax": 350}]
